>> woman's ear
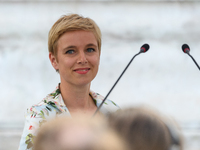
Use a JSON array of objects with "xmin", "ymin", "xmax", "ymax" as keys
[{"xmin": 49, "ymin": 52, "xmax": 59, "ymax": 71}]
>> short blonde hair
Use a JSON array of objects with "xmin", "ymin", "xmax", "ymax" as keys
[{"xmin": 48, "ymin": 14, "xmax": 102, "ymax": 57}]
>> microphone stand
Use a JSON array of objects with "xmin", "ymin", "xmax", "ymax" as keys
[
  {"xmin": 92, "ymin": 51, "xmax": 142, "ymax": 117},
  {"xmin": 187, "ymin": 52, "xmax": 200, "ymax": 71}
]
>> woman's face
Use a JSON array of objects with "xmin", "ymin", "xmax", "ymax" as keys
[{"xmin": 49, "ymin": 30, "xmax": 100, "ymax": 87}]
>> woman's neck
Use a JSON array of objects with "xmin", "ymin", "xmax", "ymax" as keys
[{"xmin": 59, "ymin": 82, "xmax": 97, "ymax": 116}]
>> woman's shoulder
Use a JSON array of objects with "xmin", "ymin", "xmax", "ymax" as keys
[
  {"xmin": 19, "ymin": 87, "xmax": 69, "ymax": 150},
  {"xmin": 26, "ymin": 87, "xmax": 69, "ymax": 119},
  {"xmin": 90, "ymin": 90, "xmax": 120, "ymax": 115}
]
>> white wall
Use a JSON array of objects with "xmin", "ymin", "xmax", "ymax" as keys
[
  {"xmin": 0, "ymin": 1, "xmax": 200, "ymax": 150},
  {"xmin": 0, "ymin": 1, "xmax": 200, "ymax": 148},
  {"xmin": 1, "ymin": 0, "xmax": 200, "ymax": 125}
]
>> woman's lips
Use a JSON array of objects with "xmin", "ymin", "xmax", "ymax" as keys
[{"xmin": 74, "ymin": 68, "xmax": 90, "ymax": 74}]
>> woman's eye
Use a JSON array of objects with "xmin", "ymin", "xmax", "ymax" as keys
[
  {"xmin": 87, "ymin": 48, "xmax": 95, "ymax": 52},
  {"xmin": 66, "ymin": 50, "xmax": 74, "ymax": 54}
]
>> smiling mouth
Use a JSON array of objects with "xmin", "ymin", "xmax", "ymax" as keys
[{"xmin": 74, "ymin": 68, "xmax": 90, "ymax": 74}]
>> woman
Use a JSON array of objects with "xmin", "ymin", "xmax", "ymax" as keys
[{"xmin": 18, "ymin": 14, "xmax": 119, "ymax": 150}]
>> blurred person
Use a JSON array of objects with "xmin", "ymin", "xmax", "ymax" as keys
[
  {"xmin": 33, "ymin": 115, "xmax": 127, "ymax": 150},
  {"xmin": 107, "ymin": 106, "xmax": 183, "ymax": 150},
  {"xmin": 18, "ymin": 14, "xmax": 119, "ymax": 150}
]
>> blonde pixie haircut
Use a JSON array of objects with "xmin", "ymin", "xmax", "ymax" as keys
[{"xmin": 48, "ymin": 14, "xmax": 102, "ymax": 57}]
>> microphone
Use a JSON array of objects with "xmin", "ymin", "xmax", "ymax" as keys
[
  {"xmin": 181, "ymin": 44, "xmax": 200, "ymax": 70},
  {"xmin": 93, "ymin": 44, "xmax": 150, "ymax": 117}
]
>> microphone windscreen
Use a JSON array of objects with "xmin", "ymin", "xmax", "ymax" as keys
[
  {"xmin": 182, "ymin": 44, "xmax": 190, "ymax": 53},
  {"xmin": 140, "ymin": 43, "xmax": 150, "ymax": 53}
]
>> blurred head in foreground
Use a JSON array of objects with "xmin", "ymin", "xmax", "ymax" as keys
[
  {"xmin": 108, "ymin": 106, "xmax": 183, "ymax": 150},
  {"xmin": 33, "ymin": 115, "xmax": 127, "ymax": 150}
]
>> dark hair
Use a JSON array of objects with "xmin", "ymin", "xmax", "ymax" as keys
[{"xmin": 108, "ymin": 106, "xmax": 182, "ymax": 150}]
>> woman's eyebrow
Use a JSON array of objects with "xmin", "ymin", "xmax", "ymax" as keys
[
  {"xmin": 86, "ymin": 43, "xmax": 97, "ymax": 47},
  {"xmin": 63, "ymin": 45, "xmax": 76, "ymax": 51}
]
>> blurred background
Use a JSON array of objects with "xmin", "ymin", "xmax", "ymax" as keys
[{"xmin": 0, "ymin": 0, "xmax": 200, "ymax": 149}]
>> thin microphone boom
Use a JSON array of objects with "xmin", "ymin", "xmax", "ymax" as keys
[
  {"xmin": 182, "ymin": 44, "xmax": 200, "ymax": 71},
  {"xmin": 93, "ymin": 44, "xmax": 150, "ymax": 117}
]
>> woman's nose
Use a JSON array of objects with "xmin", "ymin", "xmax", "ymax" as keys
[{"xmin": 77, "ymin": 52, "xmax": 88, "ymax": 64}]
